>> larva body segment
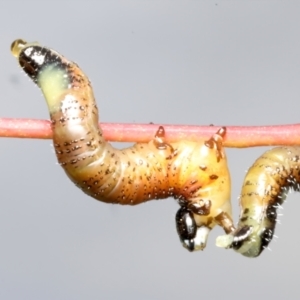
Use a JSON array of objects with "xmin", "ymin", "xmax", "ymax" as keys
[
  {"xmin": 216, "ymin": 146, "xmax": 300, "ymax": 257},
  {"xmin": 12, "ymin": 39, "xmax": 234, "ymax": 251}
]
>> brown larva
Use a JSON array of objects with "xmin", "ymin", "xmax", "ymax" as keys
[
  {"xmin": 216, "ymin": 146, "xmax": 300, "ymax": 257},
  {"xmin": 11, "ymin": 39, "xmax": 234, "ymax": 251}
]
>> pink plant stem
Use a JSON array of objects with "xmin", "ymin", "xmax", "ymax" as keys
[{"xmin": 0, "ymin": 118, "xmax": 299, "ymax": 148}]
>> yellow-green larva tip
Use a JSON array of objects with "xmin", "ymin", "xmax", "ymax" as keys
[{"xmin": 11, "ymin": 39, "xmax": 27, "ymax": 58}]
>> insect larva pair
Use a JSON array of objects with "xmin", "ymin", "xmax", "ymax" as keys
[{"xmin": 11, "ymin": 39, "xmax": 300, "ymax": 257}]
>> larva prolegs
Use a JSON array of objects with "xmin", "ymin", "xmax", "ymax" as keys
[
  {"xmin": 204, "ymin": 126, "xmax": 226, "ymax": 163},
  {"xmin": 216, "ymin": 146, "xmax": 300, "ymax": 257},
  {"xmin": 214, "ymin": 211, "xmax": 235, "ymax": 234},
  {"xmin": 154, "ymin": 126, "xmax": 177, "ymax": 159}
]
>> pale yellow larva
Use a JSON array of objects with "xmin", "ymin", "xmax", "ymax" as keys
[{"xmin": 217, "ymin": 146, "xmax": 300, "ymax": 257}]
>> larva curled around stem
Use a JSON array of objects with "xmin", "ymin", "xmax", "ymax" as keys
[
  {"xmin": 11, "ymin": 39, "xmax": 235, "ymax": 251},
  {"xmin": 216, "ymin": 146, "xmax": 300, "ymax": 257}
]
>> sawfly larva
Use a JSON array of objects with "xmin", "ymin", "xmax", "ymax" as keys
[
  {"xmin": 216, "ymin": 146, "xmax": 300, "ymax": 257},
  {"xmin": 11, "ymin": 39, "xmax": 234, "ymax": 251}
]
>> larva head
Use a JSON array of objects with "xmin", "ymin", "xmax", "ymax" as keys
[
  {"xmin": 216, "ymin": 204, "xmax": 277, "ymax": 257},
  {"xmin": 11, "ymin": 39, "xmax": 71, "ymax": 113},
  {"xmin": 175, "ymin": 207, "xmax": 211, "ymax": 251}
]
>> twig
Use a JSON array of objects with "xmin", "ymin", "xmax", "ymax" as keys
[{"xmin": 1, "ymin": 118, "xmax": 300, "ymax": 148}]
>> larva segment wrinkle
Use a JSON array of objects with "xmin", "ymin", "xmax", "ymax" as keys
[
  {"xmin": 216, "ymin": 147, "xmax": 300, "ymax": 257},
  {"xmin": 12, "ymin": 39, "xmax": 234, "ymax": 251}
]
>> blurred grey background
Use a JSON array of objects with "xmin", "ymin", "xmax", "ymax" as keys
[{"xmin": 1, "ymin": 1, "xmax": 300, "ymax": 299}]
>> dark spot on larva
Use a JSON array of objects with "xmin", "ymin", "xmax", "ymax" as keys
[
  {"xmin": 245, "ymin": 192, "xmax": 255, "ymax": 198},
  {"xmin": 244, "ymin": 180, "xmax": 253, "ymax": 186},
  {"xmin": 210, "ymin": 174, "xmax": 218, "ymax": 180},
  {"xmin": 266, "ymin": 205, "xmax": 277, "ymax": 222},
  {"xmin": 240, "ymin": 216, "xmax": 248, "ymax": 222},
  {"xmin": 72, "ymin": 145, "xmax": 81, "ymax": 151},
  {"xmin": 206, "ymin": 217, "xmax": 213, "ymax": 227},
  {"xmin": 188, "ymin": 200, "xmax": 211, "ymax": 215},
  {"xmin": 199, "ymin": 165, "xmax": 207, "ymax": 171},
  {"xmin": 70, "ymin": 159, "xmax": 78, "ymax": 164},
  {"xmin": 260, "ymin": 228, "xmax": 274, "ymax": 252}
]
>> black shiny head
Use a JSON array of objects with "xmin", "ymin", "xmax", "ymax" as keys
[
  {"xmin": 175, "ymin": 207, "xmax": 197, "ymax": 251},
  {"xmin": 231, "ymin": 225, "xmax": 252, "ymax": 250}
]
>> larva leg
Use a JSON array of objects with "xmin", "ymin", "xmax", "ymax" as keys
[
  {"xmin": 215, "ymin": 211, "xmax": 235, "ymax": 234},
  {"xmin": 187, "ymin": 199, "xmax": 211, "ymax": 215},
  {"xmin": 204, "ymin": 127, "xmax": 226, "ymax": 162},
  {"xmin": 216, "ymin": 146, "xmax": 300, "ymax": 257},
  {"xmin": 154, "ymin": 126, "xmax": 177, "ymax": 159}
]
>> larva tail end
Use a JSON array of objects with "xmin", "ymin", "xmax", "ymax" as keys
[
  {"xmin": 11, "ymin": 39, "xmax": 27, "ymax": 57},
  {"xmin": 215, "ymin": 234, "xmax": 234, "ymax": 249},
  {"xmin": 11, "ymin": 39, "xmax": 76, "ymax": 113},
  {"xmin": 11, "ymin": 39, "xmax": 39, "ymax": 58}
]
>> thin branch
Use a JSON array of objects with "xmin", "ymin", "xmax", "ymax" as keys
[{"xmin": 1, "ymin": 118, "xmax": 300, "ymax": 148}]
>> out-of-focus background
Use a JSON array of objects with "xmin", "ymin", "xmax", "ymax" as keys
[{"xmin": 1, "ymin": 1, "xmax": 300, "ymax": 299}]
